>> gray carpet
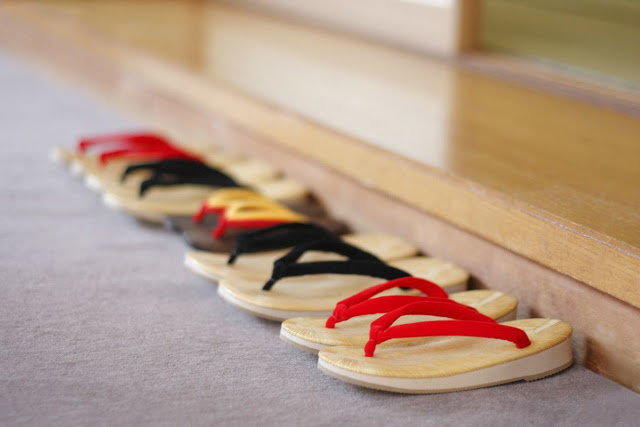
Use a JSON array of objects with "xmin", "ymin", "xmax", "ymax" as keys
[{"xmin": 1, "ymin": 51, "xmax": 639, "ymax": 427}]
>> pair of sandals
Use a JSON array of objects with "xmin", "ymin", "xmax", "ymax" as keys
[
  {"xmin": 187, "ymin": 222, "xmax": 573, "ymax": 393},
  {"xmin": 168, "ymin": 189, "xmax": 348, "ymax": 253}
]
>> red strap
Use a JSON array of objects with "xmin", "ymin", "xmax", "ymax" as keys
[
  {"xmin": 98, "ymin": 146, "xmax": 201, "ymax": 165},
  {"xmin": 211, "ymin": 216, "xmax": 289, "ymax": 238},
  {"xmin": 364, "ymin": 301, "xmax": 530, "ymax": 357},
  {"xmin": 325, "ymin": 277, "xmax": 450, "ymax": 328},
  {"xmin": 78, "ymin": 132, "xmax": 170, "ymax": 153},
  {"xmin": 192, "ymin": 201, "xmax": 226, "ymax": 223}
]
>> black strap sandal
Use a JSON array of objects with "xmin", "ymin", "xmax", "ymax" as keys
[
  {"xmin": 121, "ymin": 158, "xmax": 242, "ymax": 197},
  {"xmin": 217, "ymin": 237, "xmax": 470, "ymax": 320}
]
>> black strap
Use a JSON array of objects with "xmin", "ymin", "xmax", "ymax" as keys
[
  {"xmin": 227, "ymin": 223, "xmax": 336, "ymax": 265},
  {"xmin": 263, "ymin": 259, "xmax": 410, "ymax": 291},
  {"xmin": 121, "ymin": 159, "xmax": 242, "ymax": 197},
  {"xmin": 122, "ymin": 159, "xmax": 217, "ymax": 181},
  {"xmin": 275, "ymin": 238, "xmax": 382, "ymax": 265},
  {"xmin": 262, "ymin": 238, "xmax": 409, "ymax": 290}
]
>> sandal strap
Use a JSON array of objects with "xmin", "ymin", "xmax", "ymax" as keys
[
  {"xmin": 227, "ymin": 223, "xmax": 335, "ymax": 265},
  {"xmin": 276, "ymin": 238, "xmax": 381, "ymax": 266},
  {"xmin": 121, "ymin": 159, "xmax": 242, "ymax": 197},
  {"xmin": 325, "ymin": 277, "xmax": 450, "ymax": 328},
  {"xmin": 123, "ymin": 158, "xmax": 209, "ymax": 179},
  {"xmin": 365, "ymin": 301, "xmax": 530, "ymax": 357},
  {"xmin": 193, "ymin": 189, "xmax": 269, "ymax": 223},
  {"xmin": 77, "ymin": 132, "xmax": 170, "ymax": 153},
  {"xmin": 263, "ymin": 241, "xmax": 410, "ymax": 290},
  {"xmin": 100, "ymin": 145, "xmax": 200, "ymax": 166},
  {"xmin": 212, "ymin": 201, "xmax": 307, "ymax": 238}
]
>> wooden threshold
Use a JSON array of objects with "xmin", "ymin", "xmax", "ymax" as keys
[{"xmin": 1, "ymin": 1, "xmax": 639, "ymax": 391}]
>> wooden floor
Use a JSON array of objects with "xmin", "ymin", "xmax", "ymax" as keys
[{"xmin": 1, "ymin": 0, "xmax": 639, "ymax": 391}]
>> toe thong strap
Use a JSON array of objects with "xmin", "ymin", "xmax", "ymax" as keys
[
  {"xmin": 77, "ymin": 132, "xmax": 170, "ymax": 153},
  {"xmin": 211, "ymin": 199, "xmax": 307, "ymax": 239},
  {"xmin": 276, "ymin": 238, "xmax": 382, "ymax": 266},
  {"xmin": 227, "ymin": 223, "xmax": 335, "ymax": 265},
  {"xmin": 120, "ymin": 159, "xmax": 242, "ymax": 197},
  {"xmin": 365, "ymin": 301, "xmax": 530, "ymax": 357},
  {"xmin": 122, "ymin": 158, "xmax": 209, "ymax": 180},
  {"xmin": 325, "ymin": 277, "xmax": 450, "ymax": 328},
  {"xmin": 193, "ymin": 189, "xmax": 265, "ymax": 223},
  {"xmin": 100, "ymin": 145, "xmax": 200, "ymax": 165},
  {"xmin": 212, "ymin": 201, "xmax": 307, "ymax": 238},
  {"xmin": 263, "ymin": 240, "xmax": 410, "ymax": 290}
]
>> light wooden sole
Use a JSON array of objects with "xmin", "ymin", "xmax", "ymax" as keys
[
  {"xmin": 50, "ymin": 147, "xmax": 73, "ymax": 167},
  {"xmin": 101, "ymin": 177, "xmax": 310, "ymax": 220},
  {"xmin": 318, "ymin": 336, "xmax": 573, "ymax": 394},
  {"xmin": 183, "ymin": 253, "xmax": 226, "ymax": 284},
  {"xmin": 184, "ymin": 254, "xmax": 223, "ymax": 285},
  {"xmin": 69, "ymin": 160, "xmax": 85, "ymax": 177},
  {"xmin": 85, "ymin": 173, "xmax": 103, "ymax": 192},
  {"xmin": 280, "ymin": 327, "xmax": 327, "ymax": 353},
  {"xmin": 218, "ymin": 275, "xmax": 469, "ymax": 322},
  {"xmin": 218, "ymin": 283, "xmax": 334, "ymax": 321},
  {"xmin": 182, "ymin": 234, "xmax": 422, "ymax": 283}
]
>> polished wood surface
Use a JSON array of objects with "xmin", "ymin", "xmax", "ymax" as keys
[{"xmin": 1, "ymin": 1, "xmax": 639, "ymax": 309}]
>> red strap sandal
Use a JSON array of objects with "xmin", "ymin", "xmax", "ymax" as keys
[{"xmin": 318, "ymin": 312, "xmax": 572, "ymax": 393}]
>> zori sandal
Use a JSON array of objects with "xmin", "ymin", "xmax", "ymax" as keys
[
  {"xmin": 181, "ymin": 198, "xmax": 348, "ymax": 252},
  {"xmin": 101, "ymin": 159, "xmax": 309, "ymax": 223},
  {"xmin": 317, "ymin": 303, "xmax": 573, "ymax": 393},
  {"xmin": 280, "ymin": 277, "xmax": 518, "ymax": 354},
  {"xmin": 83, "ymin": 145, "xmax": 243, "ymax": 193},
  {"xmin": 184, "ymin": 223, "xmax": 419, "ymax": 282},
  {"xmin": 97, "ymin": 155, "xmax": 278, "ymax": 196},
  {"xmin": 55, "ymin": 132, "xmax": 203, "ymax": 178},
  {"xmin": 166, "ymin": 188, "xmax": 330, "ymax": 233},
  {"xmin": 217, "ymin": 238, "xmax": 469, "ymax": 321}
]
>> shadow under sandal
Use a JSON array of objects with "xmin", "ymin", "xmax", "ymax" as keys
[
  {"xmin": 318, "ymin": 302, "xmax": 573, "ymax": 394},
  {"xmin": 217, "ymin": 238, "xmax": 469, "ymax": 321},
  {"xmin": 184, "ymin": 224, "xmax": 419, "ymax": 283},
  {"xmin": 280, "ymin": 277, "xmax": 518, "ymax": 354}
]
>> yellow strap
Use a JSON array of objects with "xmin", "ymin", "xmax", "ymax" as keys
[
  {"xmin": 205, "ymin": 188, "xmax": 268, "ymax": 210},
  {"xmin": 224, "ymin": 199, "xmax": 307, "ymax": 222}
]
